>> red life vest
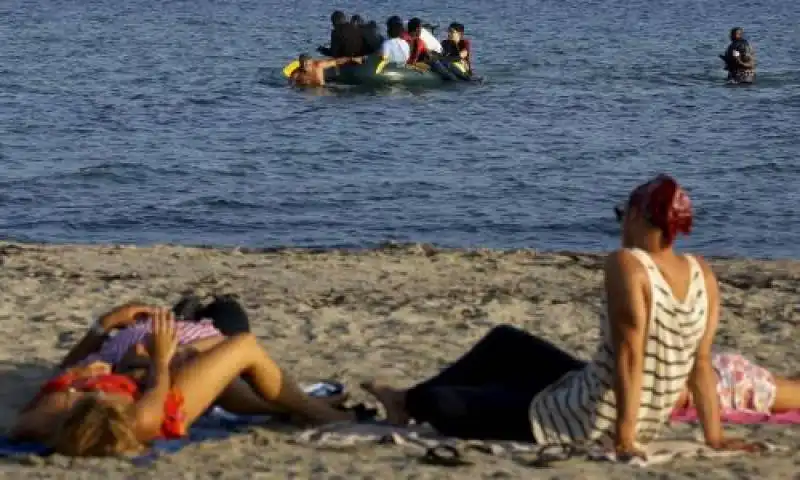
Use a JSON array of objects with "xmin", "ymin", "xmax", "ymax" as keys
[{"xmin": 407, "ymin": 37, "xmax": 427, "ymax": 64}]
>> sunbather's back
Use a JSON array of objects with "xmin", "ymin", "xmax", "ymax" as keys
[{"xmin": 528, "ymin": 248, "xmax": 708, "ymax": 447}]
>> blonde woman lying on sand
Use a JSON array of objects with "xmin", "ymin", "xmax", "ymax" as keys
[
  {"xmin": 363, "ymin": 174, "xmax": 764, "ymax": 459},
  {"xmin": 13, "ymin": 307, "xmax": 356, "ymax": 456},
  {"xmin": 13, "ymin": 298, "xmax": 287, "ymax": 440}
]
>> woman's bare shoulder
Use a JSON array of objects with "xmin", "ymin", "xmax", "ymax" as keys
[{"xmin": 603, "ymin": 249, "xmax": 647, "ymax": 274}]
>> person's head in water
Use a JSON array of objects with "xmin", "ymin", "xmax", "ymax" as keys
[
  {"xmin": 448, "ymin": 22, "xmax": 465, "ymax": 42},
  {"xmin": 407, "ymin": 17, "xmax": 423, "ymax": 38},
  {"xmin": 387, "ymin": 21, "xmax": 404, "ymax": 39},
  {"xmin": 730, "ymin": 27, "xmax": 743, "ymax": 41},
  {"xmin": 614, "ymin": 174, "xmax": 693, "ymax": 250},
  {"xmin": 331, "ymin": 11, "xmax": 346, "ymax": 26},
  {"xmin": 298, "ymin": 53, "xmax": 312, "ymax": 72},
  {"xmin": 351, "ymin": 14, "xmax": 363, "ymax": 26}
]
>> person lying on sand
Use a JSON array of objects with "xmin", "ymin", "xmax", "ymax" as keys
[
  {"xmin": 676, "ymin": 351, "xmax": 800, "ymax": 414},
  {"xmin": 11, "ymin": 303, "xmax": 352, "ymax": 447},
  {"xmin": 363, "ymin": 174, "xmax": 764, "ymax": 458},
  {"xmin": 14, "ymin": 309, "xmax": 358, "ymax": 456}
]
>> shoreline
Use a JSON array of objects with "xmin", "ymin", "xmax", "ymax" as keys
[
  {"xmin": 0, "ymin": 241, "xmax": 797, "ymax": 477},
  {"xmin": 2, "ymin": 239, "xmax": 798, "ymax": 262}
]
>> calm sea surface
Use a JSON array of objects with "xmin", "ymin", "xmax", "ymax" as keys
[{"xmin": 1, "ymin": 0, "xmax": 798, "ymax": 258}]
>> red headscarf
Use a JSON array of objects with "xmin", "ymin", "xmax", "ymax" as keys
[{"xmin": 628, "ymin": 174, "xmax": 693, "ymax": 244}]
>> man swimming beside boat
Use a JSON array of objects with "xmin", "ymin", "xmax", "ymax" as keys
[{"xmin": 289, "ymin": 53, "xmax": 364, "ymax": 87}]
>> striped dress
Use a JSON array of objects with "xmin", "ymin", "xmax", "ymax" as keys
[
  {"xmin": 528, "ymin": 248, "xmax": 709, "ymax": 447},
  {"xmin": 79, "ymin": 320, "xmax": 223, "ymax": 367}
]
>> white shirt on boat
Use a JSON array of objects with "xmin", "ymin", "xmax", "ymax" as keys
[
  {"xmin": 380, "ymin": 38, "xmax": 410, "ymax": 65},
  {"xmin": 420, "ymin": 28, "xmax": 442, "ymax": 53}
]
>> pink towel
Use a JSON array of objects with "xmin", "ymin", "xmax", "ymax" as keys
[{"xmin": 671, "ymin": 408, "xmax": 800, "ymax": 425}]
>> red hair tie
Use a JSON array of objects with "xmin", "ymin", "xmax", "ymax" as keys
[{"xmin": 629, "ymin": 174, "xmax": 693, "ymax": 244}]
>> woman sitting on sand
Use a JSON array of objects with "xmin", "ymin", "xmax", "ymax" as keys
[
  {"xmin": 363, "ymin": 174, "xmax": 762, "ymax": 457},
  {"xmin": 14, "ymin": 309, "xmax": 356, "ymax": 455},
  {"xmin": 676, "ymin": 351, "xmax": 800, "ymax": 414}
]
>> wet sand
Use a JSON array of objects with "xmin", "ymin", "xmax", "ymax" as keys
[{"xmin": 0, "ymin": 241, "xmax": 797, "ymax": 478}]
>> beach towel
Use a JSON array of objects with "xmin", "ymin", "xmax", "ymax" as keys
[
  {"xmin": 0, "ymin": 408, "xmax": 270, "ymax": 465},
  {"xmin": 291, "ymin": 422, "xmax": 786, "ymax": 468},
  {"xmin": 671, "ymin": 408, "xmax": 800, "ymax": 425},
  {"xmin": 0, "ymin": 382, "xmax": 341, "ymax": 465}
]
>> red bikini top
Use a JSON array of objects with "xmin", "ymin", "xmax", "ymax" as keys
[{"xmin": 40, "ymin": 372, "xmax": 140, "ymax": 398}]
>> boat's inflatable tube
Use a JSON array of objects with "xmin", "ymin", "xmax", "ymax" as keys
[{"xmin": 282, "ymin": 55, "xmax": 472, "ymax": 87}]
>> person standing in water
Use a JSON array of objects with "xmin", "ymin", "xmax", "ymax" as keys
[{"xmin": 720, "ymin": 27, "xmax": 755, "ymax": 84}]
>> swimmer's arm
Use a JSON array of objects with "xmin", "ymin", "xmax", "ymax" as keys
[
  {"xmin": 605, "ymin": 250, "xmax": 648, "ymax": 449},
  {"xmin": 687, "ymin": 258, "xmax": 725, "ymax": 448},
  {"xmin": 317, "ymin": 57, "xmax": 363, "ymax": 70},
  {"xmin": 133, "ymin": 365, "xmax": 171, "ymax": 441}
]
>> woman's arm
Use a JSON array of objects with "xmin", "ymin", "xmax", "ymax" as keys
[
  {"xmin": 686, "ymin": 258, "xmax": 723, "ymax": 446},
  {"xmin": 58, "ymin": 329, "xmax": 110, "ymax": 370},
  {"xmin": 58, "ymin": 304, "xmax": 156, "ymax": 369},
  {"xmin": 604, "ymin": 250, "xmax": 649, "ymax": 452},
  {"xmin": 687, "ymin": 259, "xmax": 763, "ymax": 451},
  {"xmin": 132, "ymin": 364, "xmax": 172, "ymax": 441},
  {"xmin": 11, "ymin": 393, "xmax": 74, "ymax": 441},
  {"xmin": 132, "ymin": 310, "xmax": 179, "ymax": 441}
]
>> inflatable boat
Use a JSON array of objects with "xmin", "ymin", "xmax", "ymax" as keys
[{"xmin": 282, "ymin": 55, "xmax": 473, "ymax": 87}]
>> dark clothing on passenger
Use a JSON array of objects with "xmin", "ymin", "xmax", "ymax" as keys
[
  {"xmin": 721, "ymin": 39, "xmax": 754, "ymax": 82},
  {"xmin": 360, "ymin": 24, "xmax": 383, "ymax": 55},
  {"xmin": 441, "ymin": 38, "xmax": 472, "ymax": 71},
  {"xmin": 404, "ymin": 325, "xmax": 586, "ymax": 441},
  {"xmin": 322, "ymin": 23, "xmax": 364, "ymax": 57}
]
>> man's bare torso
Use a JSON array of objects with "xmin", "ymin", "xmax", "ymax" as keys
[{"xmin": 291, "ymin": 64, "xmax": 326, "ymax": 87}]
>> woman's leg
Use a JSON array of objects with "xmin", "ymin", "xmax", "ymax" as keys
[
  {"xmin": 364, "ymin": 325, "xmax": 585, "ymax": 424},
  {"xmin": 212, "ymin": 379, "xmax": 294, "ymax": 415},
  {"xmin": 772, "ymin": 376, "xmax": 800, "ymax": 412},
  {"xmin": 406, "ymin": 384, "xmax": 535, "ymax": 441},
  {"xmin": 198, "ymin": 295, "xmax": 251, "ymax": 336},
  {"xmin": 171, "ymin": 333, "xmax": 352, "ymax": 427},
  {"xmin": 214, "ymin": 379, "xmax": 347, "ymax": 415},
  {"xmin": 412, "ymin": 325, "xmax": 585, "ymax": 389}
]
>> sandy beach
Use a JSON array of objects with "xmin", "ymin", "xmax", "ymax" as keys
[{"xmin": 0, "ymin": 241, "xmax": 797, "ymax": 479}]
